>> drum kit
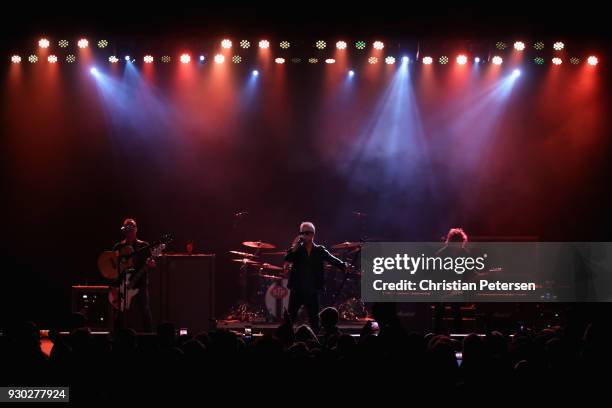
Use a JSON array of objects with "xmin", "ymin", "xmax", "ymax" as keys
[{"xmin": 224, "ymin": 239, "xmax": 368, "ymax": 323}]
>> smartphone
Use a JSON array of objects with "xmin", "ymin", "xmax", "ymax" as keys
[{"xmin": 179, "ymin": 328, "xmax": 188, "ymax": 336}]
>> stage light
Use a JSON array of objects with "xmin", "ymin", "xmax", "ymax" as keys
[
  {"xmin": 308, "ymin": 58, "xmax": 318, "ymax": 64},
  {"xmin": 144, "ymin": 55, "xmax": 154, "ymax": 63},
  {"xmin": 58, "ymin": 39, "xmax": 69, "ymax": 48},
  {"xmin": 512, "ymin": 69, "xmax": 521, "ymax": 77},
  {"xmin": 552, "ymin": 57, "xmax": 562, "ymax": 65},
  {"xmin": 439, "ymin": 56, "xmax": 449, "ymax": 65},
  {"xmin": 514, "ymin": 41, "xmax": 525, "ymax": 51},
  {"xmin": 336, "ymin": 41, "xmax": 347, "ymax": 50},
  {"xmin": 492, "ymin": 56, "xmax": 503, "ymax": 65},
  {"xmin": 348, "ymin": 70, "xmax": 355, "ymax": 76},
  {"xmin": 553, "ymin": 42, "xmax": 564, "ymax": 51},
  {"xmin": 213, "ymin": 54, "xmax": 224, "ymax": 64},
  {"xmin": 97, "ymin": 40, "xmax": 108, "ymax": 48},
  {"xmin": 124, "ymin": 55, "xmax": 131, "ymax": 61},
  {"xmin": 355, "ymin": 41, "xmax": 366, "ymax": 50},
  {"xmin": 221, "ymin": 39, "xmax": 232, "ymax": 49},
  {"xmin": 385, "ymin": 56, "xmax": 395, "ymax": 64},
  {"xmin": 232, "ymin": 55, "xmax": 241, "ymax": 63},
  {"xmin": 259, "ymin": 40, "xmax": 270, "ymax": 49},
  {"xmin": 28, "ymin": 55, "xmax": 38, "ymax": 63},
  {"xmin": 325, "ymin": 58, "xmax": 335, "ymax": 64},
  {"xmin": 534, "ymin": 42, "xmax": 544, "ymax": 50},
  {"xmin": 11, "ymin": 55, "xmax": 21, "ymax": 63},
  {"xmin": 240, "ymin": 40, "xmax": 250, "ymax": 49},
  {"xmin": 587, "ymin": 56, "xmax": 598, "ymax": 66},
  {"xmin": 66, "ymin": 55, "xmax": 76, "ymax": 63},
  {"xmin": 474, "ymin": 57, "xmax": 481, "ymax": 63},
  {"xmin": 368, "ymin": 56, "xmax": 378, "ymax": 64},
  {"xmin": 47, "ymin": 55, "xmax": 57, "ymax": 63},
  {"xmin": 77, "ymin": 38, "xmax": 89, "ymax": 48},
  {"xmin": 570, "ymin": 57, "xmax": 581, "ymax": 65},
  {"xmin": 90, "ymin": 67, "xmax": 98, "ymax": 74},
  {"xmin": 422, "ymin": 56, "xmax": 433, "ymax": 65},
  {"xmin": 534, "ymin": 57, "xmax": 544, "ymax": 65},
  {"xmin": 199, "ymin": 55, "xmax": 205, "ymax": 62},
  {"xmin": 291, "ymin": 58, "xmax": 302, "ymax": 63},
  {"xmin": 495, "ymin": 41, "xmax": 507, "ymax": 50},
  {"xmin": 252, "ymin": 70, "xmax": 259, "ymax": 76},
  {"xmin": 109, "ymin": 56, "xmax": 119, "ymax": 63},
  {"xmin": 316, "ymin": 40, "xmax": 326, "ymax": 49},
  {"xmin": 180, "ymin": 54, "xmax": 191, "ymax": 64},
  {"xmin": 38, "ymin": 38, "xmax": 50, "ymax": 48},
  {"xmin": 373, "ymin": 41, "xmax": 384, "ymax": 50},
  {"xmin": 456, "ymin": 54, "xmax": 468, "ymax": 65},
  {"xmin": 280, "ymin": 41, "xmax": 290, "ymax": 49},
  {"xmin": 402, "ymin": 56, "xmax": 409, "ymax": 63},
  {"xmin": 161, "ymin": 56, "xmax": 171, "ymax": 63},
  {"xmin": 275, "ymin": 57, "xmax": 285, "ymax": 64}
]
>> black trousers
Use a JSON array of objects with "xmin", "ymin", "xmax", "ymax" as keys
[{"xmin": 288, "ymin": 289, "xmax": 320, "ymax": 332}]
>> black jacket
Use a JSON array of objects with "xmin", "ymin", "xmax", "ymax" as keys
[{"xmin": 285, "ymin": 243, "xmax": 346, "ymax": 291}]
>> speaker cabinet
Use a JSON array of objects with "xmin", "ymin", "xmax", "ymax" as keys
[{"xmin": 151, "ymin": 254, "xmax": 215, "ymax": 333}]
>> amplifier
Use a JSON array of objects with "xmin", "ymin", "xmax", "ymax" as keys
[
  {"xmin": 150, "ymin": 254, "xmax": 216, "ymax": 333},
  {"xmin": 71, "ymin": 285, "xmax": 112, "ymax": 330}
]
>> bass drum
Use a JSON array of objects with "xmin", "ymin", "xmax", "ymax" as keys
[{"xmin": 265, "ymin": 279, "xmax": 290, "ymax": 319}]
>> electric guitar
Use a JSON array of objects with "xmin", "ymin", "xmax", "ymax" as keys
[{"xmin": 97, "ymin": 233, "xmax": 174, "ymax": 311}]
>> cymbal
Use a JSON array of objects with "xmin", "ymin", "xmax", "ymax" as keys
[
  {"xmin": 261, "ymin": 251, "xmax": 287, "ymax": 256},
  {"xmin": 331, "ymin": 241, "xmax": 362, "ymax": 250},
  {"xmin": 242, "ymin": 241, "xmax": 276, "ymax": 249},
  {"xmin": 231, "ymin": 258, "xmax": 261, "ymax": 265},
  {"xmin": 258, "ymin": 273, "xmax": 283, "ymax": 281},
  {"xmin": 229, "ymin": 250, "xmax": 257, "ymax": 258},
  {"xmin": 260, "ymin": 263, "xmax": 283, "ymax": 271}
]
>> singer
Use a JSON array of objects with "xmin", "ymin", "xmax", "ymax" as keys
[{"xmin": 285, "ymin": 221, "xmax": 348, "ymax": 332}]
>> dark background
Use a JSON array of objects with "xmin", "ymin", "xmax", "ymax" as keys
[{"xmin": 2, "ymin": 4, "xmax": 610, "ymax": 329}]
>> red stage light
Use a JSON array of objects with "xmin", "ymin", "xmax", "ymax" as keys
[
  {"xmin": 143, "ymin": 55, "xmax": 154, "ymax": 63},
  {"xmin": 587, "ymin": 56, "xmax": 598, "ymax": 66},
  {"xmin": 385, "ymin": 56, "xmax": 395, "ymax": 65},
  {"xmin": 11, "ymin": 55, "xmax": 21, "ymax": 63},
  {"xmin": 38, "ymin": 38, "xmax": 50, "ymax": 48},
  {"xmin": 275, "ymin": 57, "xmax": 285, "ymax": 64},
  {"xmin": 47, "ymin": 55, "xmax": 57, "ymax": 63},
  {"xmin": 259, "ymin": 40, "xmax": 270, "ymax": 49},
  {"xmin": 180, "ymin": 53, "xmax": 191, "ymax": 64},
  {"xmin": 77, "ymin": 38, "xmax": 89, "ymax": 48},
  {"xmin": 553, "ymin": 42, "xmax": 564, "ymax": 51},
  {"xmin": 325, "ymin": 58, "xmax": 335, "ymax": 64},
  {"xmin": 422, "ymin": 56, "xmax": 433, "ymax": 65},
  {"xmin": 552, "ymin": 57, "xmax": 562, "ymax": 65},
  {"xmin": 492, "ymin": 56, "xmax": 503, "ymax": 65},
  {"xmin": 456, "ymin": 54, "xmax": 468, "ymax": 65},
  {"xmin": 514, "ymin": 41, "xmax": 525, "ymax": 51},
  {"xmin": 221, "ymin": 39, "xmax": 232, "ymax": 49},
  {"xmin": 336, "ymin": 41, "xmax": 347, "ymax": 50},
  {"xmin": 214, "ymin": 54, "xmax": 225, "ymax": 64}
]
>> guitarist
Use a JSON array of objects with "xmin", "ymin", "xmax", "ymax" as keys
[{"xmin": 113, "ymin": 218, "xmax": 154, "ymax": 332}]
